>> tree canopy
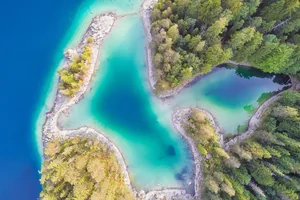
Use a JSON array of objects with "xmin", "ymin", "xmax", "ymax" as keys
[
  {"xmin": 40, "ymin": 137, "xmax": 134, "ymax": 200},
  {"xmin": 58, "ymin": 37, "xmax": 94, "ymax": 98},
  {"xmin": 184, "ymin": 90, "xmax": 300, "ymax": 199},
  {"xmin": 151, "ymin": 0, "xmax": 300, "ymax": 92}
]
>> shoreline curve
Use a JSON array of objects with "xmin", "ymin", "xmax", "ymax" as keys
[
  {"xmin": 41, "ymin": 9, "xmax": 196, "ymax": 200},
  {"xmin": 41, "ymin": 1, "xmax": 294, "ymax": 199}
]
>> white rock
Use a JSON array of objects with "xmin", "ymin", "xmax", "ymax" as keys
[{"xmin": 64, "ymin": 49, "xmax": 76, "ymax": 59}]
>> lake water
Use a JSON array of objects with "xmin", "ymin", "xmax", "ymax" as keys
[
  {"xmin": 0, "ymin": 0, "xmax": 88, "ymax": 199},
  {"xmin": 0, "ymin": 0, "xmax": 288, "ymax": 198},
  {"xmin": 60, "ymin": 15, "xmax": 194, "ymax": 190},
  {"xmin": 60, "ymin": 12, "xmax": 288, "ymax": 191},
  {"xmin": 169, "ymin": 66, "xmax": 288, "ymax": 133}
]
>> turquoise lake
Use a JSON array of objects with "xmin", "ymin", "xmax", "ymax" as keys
[
  {"xmin": 59, "ymin": 13, "xmax": 288, "ymax": 191},
  {"xmin": 60, "ymin": 15, "xmax": 194, "ymax": 190},
  {"xmin": 1, "ymin": 0, "xmax": 288, "ymax": 198}
]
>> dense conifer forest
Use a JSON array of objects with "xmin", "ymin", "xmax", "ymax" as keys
[
  {"xmin": 40, "ymin": 137, "xmax": 134, "ymax": 200},
  {"xmin": 40, "ymin": 1, "xmax": 300, "ymax": 199},
  {"xmin": 184, "ymin": 90, "xmax": 300, "ymax": 200},
  {"xmin": 150, "ymin": 0, "xmax": 300, "ymax": 90}
]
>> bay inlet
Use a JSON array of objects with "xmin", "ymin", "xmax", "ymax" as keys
[
  {"xmin": 36, "ymin": 0, "xmax": 289, "ymax": 195},
  {"xmin": 59, "ymin": 13, "xmax": 288, "ymax": 191}
]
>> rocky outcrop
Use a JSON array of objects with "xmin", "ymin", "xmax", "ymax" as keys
[
  {"xmin": 141, "ymin": 0, "xmax": 158, "ymax": 92},
  {"xmin": 64, "ymin": 49, "xmax": 77, "ymax": 60},
  {"xmin": 43, "ymin": 10, "xmax": 200, "ymax": 200},
  {"xmin": 172, "ymin": 108, "xmax": 202, "ymax": 199},
  {"xmin": 42, "ymin": 13, "xmax": 116, "ymax": 145}
]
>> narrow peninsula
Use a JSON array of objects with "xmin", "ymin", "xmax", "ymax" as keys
[
  {"xmin": 39, "ymin": 0, "xmax": 300, "ymax": 200},
  {"xmin": 41, "ymin": 7, "xmax": 195, "ymax": 200}
]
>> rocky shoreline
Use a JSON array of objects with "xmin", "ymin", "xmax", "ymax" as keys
[
  {"xmin": 170, "ymin": 96, "xmax": 286, "ymax": 199},
  {"xmin": 171, "ymin": 107, "xmax": 225, "ymax": 200},
  {"xmin": 60, "ymin": 126, "xmax": 136, "ymax": 195},
  {"xmin": 223, "ymin": 91, "xmax": 283, "ymax": 151},
  {"xmin": 41, "ymin": 8, "xmax": 198, "ymax": 200},
  {"xmin": 41, "ymin": 1, "xmax": 295, "ymax": 199},
  {"xmin": 141, "ymin": 0, "xmax": 204, "ymax": 99},
  {"xmin": 42, "ymin": 13, "xmax": 116, "ymax": 145},
  {"xmin": 41, "ymin": 12, "xmax": 141, "ymax": 195},
  {"xmin": 141, "ymin": 0, "xmax": 297, "ymax": 198},
  {"xmin": 140, "ymin": 0, "xmax": 157, "ymax": 91},
  {"xmin": 172, "ymin": 108, "xmax": 202, "ymax": 200}
]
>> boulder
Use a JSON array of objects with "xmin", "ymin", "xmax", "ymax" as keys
[
  {"xmin": 64, "ymin": 49, "xmax": 76, "ymax": 60},
  {"xmin": 138, "ymin": 190, "xmax": 146, "ymax": 199}
]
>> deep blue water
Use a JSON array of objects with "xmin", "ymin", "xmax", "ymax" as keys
[
  {"xmin": 0, "ymin": 0, "xmax": 290, "ymax": 197},
  {"xmin": 0, "ymin": 1, "xmax": 84, "ymax": 199}
]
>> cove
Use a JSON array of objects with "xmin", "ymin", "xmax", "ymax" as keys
[
  {"xmin": 60, "ymin": 15, "xmax": 194, "ymax": 190},
  {"xmin": 60, "ymin": 14, "xmax": 288, "ymax": 191},
  {"xmin": 169, "ymin": 65, "xmax": 289, "ymax": 134}
]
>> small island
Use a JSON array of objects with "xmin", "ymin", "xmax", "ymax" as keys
[{"xmin": 39, "ymin": 0, "xmax": 300, "ymax": 199}]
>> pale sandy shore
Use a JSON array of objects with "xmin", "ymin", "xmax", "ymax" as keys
[
  {"xmin": 170, "ymin": 96, "xmax": 284, "ymax": 199},
  {"xmin": 172, "ymin": 107, "xmax": 225, "ymax": 199},
  {"xmin": 41, "ymin": 8, "xmax": 196, "ymax": 200},
  {"xmin": 41, "ymin": 12, "xmax": 139, "ymax": 196},
  {"xmin": 141, "ymin": 0, "xmax": 157, "ymax": 90},
  {"xmin": 140, "ymin": 0, "xmax": 296, "ymax": 198},
  {"xmin": 41, "ymin": 2, "xmax": 292, "ymax": 199},
  {"xmin": 139, "ymin": 1, "xmax": 199, "ymax": 199},
  {"xmin": 141, "ymin": 1, "xmax": 206, "ymax": 198},
  {"xmin": 141, "ymin": 0, "xmax": 204, "ymax": 99},
  {"xmin": 42, "ymin": 13, "xmax": 117, "ymax": 145},
  {"xmin": 172, "ymin": 108, "xmax": 202, "ymax": 200}
]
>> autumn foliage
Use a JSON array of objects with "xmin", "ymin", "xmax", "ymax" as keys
[{"xmin": 40, "ymin": 137, "xmax": 134, "ymax": 200}]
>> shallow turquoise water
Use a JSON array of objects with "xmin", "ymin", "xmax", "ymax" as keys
[
  {"xmin": 61, "ymin": 15, "xmax": 194, "ymax": 190},
  {"xmin": 170, "ymin": 66, "xmax": 288, "ymax": 133},
  {"xmin": 34, "ymin": 0, "xmax": 144, "ymax": 155},
  {"xmin": 60, "ymin": 14, "xmax": 288, "ymax": 191},
  {"xmin": 34, "ymin": 0, "xmax": 288, "ymax": 193}
]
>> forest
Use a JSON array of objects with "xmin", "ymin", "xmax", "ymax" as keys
[
  {"xmin": 40, "ymin": 137, "xmax": 134, "ymax": 200},
  {"xmin": 150, "ymin": 0, "xmax": 300, "ymax": 91},
  {"xmin": 184, "ymin": 90, "xmax": 300, "ymax": 200},
  {"xmin": 58, "ymin": 37, "xmax": 94, "ymax": 97}
]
